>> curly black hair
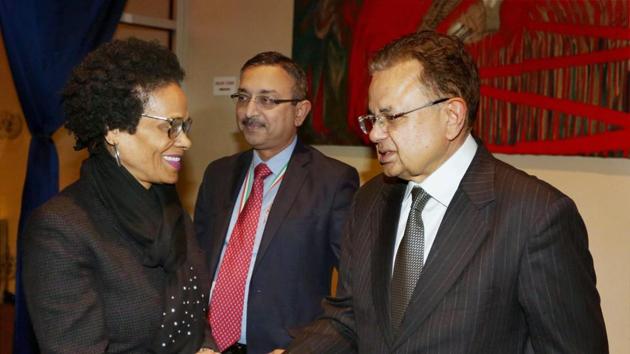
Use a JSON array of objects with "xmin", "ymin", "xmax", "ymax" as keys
[{"xmin": 62, "ymin": 37, "xmax": 185, "ymax": 152}]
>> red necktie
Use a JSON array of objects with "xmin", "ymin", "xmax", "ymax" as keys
[{"xmin": 209, "ymin": 163, "xmax": 272, "ymax": 351}]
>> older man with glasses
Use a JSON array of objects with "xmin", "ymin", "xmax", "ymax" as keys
[
  {"xmin": 194, "ymin": 51, "xmax": 359, "ymax": 354},
  {"xmin": 285, "ymin": 31, "xmax": 607, "ymax": 354}
]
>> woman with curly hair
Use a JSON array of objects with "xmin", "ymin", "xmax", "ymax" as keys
[{"xmin": 22, "ymin": 38, "xmax": 217, "ymax": 353}]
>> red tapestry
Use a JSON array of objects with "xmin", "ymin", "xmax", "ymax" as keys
[{"xmin": 293, "ymin": 0, "xmax": 630, "ymax": 157}]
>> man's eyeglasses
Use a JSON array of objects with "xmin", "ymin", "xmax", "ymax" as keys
[
  {"xmin": 357, "ymin": 98, "xmax": 450, "ymax": 135},
  {"xmin": 142, "ymin": 114, "xmax": 193, "ymax": 139},
  {"xmin": 230, "ymin": 93, "xmax": 302, "ymax": 110}
]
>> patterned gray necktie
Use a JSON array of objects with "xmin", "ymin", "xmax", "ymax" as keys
[{"xmin": 390, "ymin": 186, "xmax": 431, "ymax": 330}]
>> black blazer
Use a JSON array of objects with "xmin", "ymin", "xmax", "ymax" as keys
[
  {"xmin": 194, "ymin": 141, "xmax": 359, "ymax": 354},
  {"xmin": 288, "ymin": 145, "xmax": 608, "ymax": 353},
  {"xmin": 23, "ymin": 177, "xmax": 211, "ymax": 353}
]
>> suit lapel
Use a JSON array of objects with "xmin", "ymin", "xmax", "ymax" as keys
[
  {"xmin": 371, "ymin": 178, "xmax": 406, "ymax": 347},
  {"xmin": 208, "ymin": 152, "xmax": 252, "ymax": 275},
  {"xmin": 252, "ymin": 143, "xmax": 311, "ymax": 271},
  {"xmin": 392, "ymin": 147, "xmax": 497, "ymax": 349}
]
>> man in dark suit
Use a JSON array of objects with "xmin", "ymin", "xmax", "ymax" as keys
[
  {"xmin": 286, "ymin": 31, "xmax": 607, "ymax": 353},
  {"xmin": 194, "ymin": 51, "xmax": 359, "ymax": 354}
]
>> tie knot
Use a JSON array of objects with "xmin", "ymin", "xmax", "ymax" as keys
[
  {"xmin": 410, "ymin": 186, "xmax": 431, "ymax": 212},
  {"xmin": 254, "ymin": 163, "xmax": 272, "ymax": 180}
]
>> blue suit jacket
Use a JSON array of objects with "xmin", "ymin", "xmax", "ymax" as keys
[{"xmin": 194, "ymin": 141, "xmax": 359, "ymax": 354}]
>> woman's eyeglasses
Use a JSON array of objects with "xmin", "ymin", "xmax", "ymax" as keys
[{"xmin": 142, "ymin": 114, "xmax": 192, "ymax": 139}]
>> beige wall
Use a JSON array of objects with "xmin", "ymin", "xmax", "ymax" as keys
[{"xmin": 182, "ymin": 1, "xmax": 629, "ymax": 352}]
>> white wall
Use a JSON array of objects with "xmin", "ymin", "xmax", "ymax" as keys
[{"xmin": 182, "ymin": 1, "xmax": 629, "ymax": 352}]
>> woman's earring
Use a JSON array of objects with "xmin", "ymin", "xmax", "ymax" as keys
[{"xmin": 113, "ymin": 143, "xmax": 121, "ymax": 167}]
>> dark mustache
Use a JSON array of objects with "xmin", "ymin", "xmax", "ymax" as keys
[{"xmin": 241, "ymin": 116, "xmax": 266, "ymax": 128}]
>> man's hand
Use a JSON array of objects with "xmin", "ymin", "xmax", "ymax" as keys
[{"xmin": 269, "ymin": 349, "xmax": 285, "ymax": 354}]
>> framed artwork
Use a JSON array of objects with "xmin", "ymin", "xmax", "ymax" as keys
[{"xmin": 293, "ymin": 0, "xmax": 630, "ymax": 157}]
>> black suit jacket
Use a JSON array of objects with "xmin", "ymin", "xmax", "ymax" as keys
[
  {"xmin": 23, "ymin": 177, "xmax": 211, "ymax": 353},
  {"xmin": 194, "ymin": 141, "xmax": 359, "ymax": 354},
  {"xmin": 288, "ymin": 145, "xmax": 608, "ymax": 353}
]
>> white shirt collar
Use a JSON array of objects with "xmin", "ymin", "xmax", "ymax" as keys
[{"xmin": 405, "ymin": 134, "xmax": 477, "ymax": 207}]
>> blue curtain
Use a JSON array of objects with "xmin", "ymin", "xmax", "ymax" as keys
[{"xmin": 0, "ymin": 1, "xmax": 126, "ymax": 352}]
